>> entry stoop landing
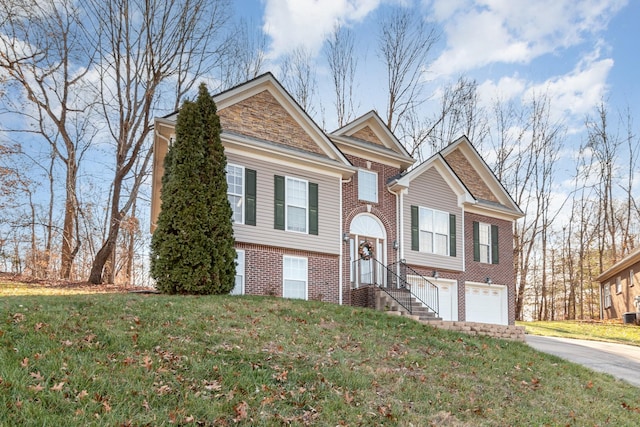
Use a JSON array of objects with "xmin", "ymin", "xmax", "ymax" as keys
[{"xmin": 375, "ymin": 288, "xmax": 441, "ymax": 322}]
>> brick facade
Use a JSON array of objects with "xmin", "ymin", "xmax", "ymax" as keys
[
  {"xmin": 461, "ymin": 212, "xmax": 516, "ymax": 324},
  {"xmin": 342, "ymin": 155, "xmax": 402, "ymax": 305},
  {"xmin": 237, "ymin": 242, "xmax": 340, "ymax": 303}
]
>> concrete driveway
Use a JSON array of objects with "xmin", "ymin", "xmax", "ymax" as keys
[{"xmin": 525, "ymin": 335, "xmax": 640, "ymax": 388}]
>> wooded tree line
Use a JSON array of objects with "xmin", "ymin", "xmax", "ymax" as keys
[{"xmin": 0, "ymin": 2, "xmax": 637, "ymax": 320}]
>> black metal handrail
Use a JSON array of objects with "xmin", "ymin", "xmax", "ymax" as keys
[
  {"xmin": 353, "ymin": 257, "xmax": 413, "ymax": 314},
  {"xmin": 388, "ymin": 260, "xmax": 439, "ymax": 316}
]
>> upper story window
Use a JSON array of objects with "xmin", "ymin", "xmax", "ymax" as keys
[
  {"xmin": 225, "ymin": 164, "xmax": 256, "ymax": 226},
  {"xmin": 473, "ymin": 221, "xmax": 499, "ymax": 264},
  {"xmin": 358, "ymin": 169, "xmax": 378, "ymax": 203},
  {"xmin": 631, "ymin": 269, "xmax": 635, "ymax": 287},
  {"xmin": 226, "ymin": 164, "xmax": 244, "ymax": 224},
  {"xmin": 286, "ymin": 177, "xmax": 308, "ymax": 233},
  {"xmin": 410, "ymin": 206, "xmax": 456, "ymax": 257},
  {"xmin": 274, "ymin": 175, "xmax": 318, "ymax": 235},
  {"xmin": 616, "ymin": 276, "xmax": 622, "ymax": 294},
  {"xmin": 419, "ymin": 207, "xmax": 450, "ymax": 256}
]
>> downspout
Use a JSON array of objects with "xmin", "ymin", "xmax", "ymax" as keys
[{"xmin": 339, "ymin": 178, "xmax": 344, "ymax": 305}]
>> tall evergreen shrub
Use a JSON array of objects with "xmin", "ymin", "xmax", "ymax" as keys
[{"xmin": 150, "ymin": 84, "xmax": 236, "ymax": 294}]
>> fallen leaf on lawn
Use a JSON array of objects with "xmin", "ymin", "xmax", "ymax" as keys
[
  {"xmin": 234, "ymin": 401, "xmax": 249, "ymax": 421},
  {"xmin": 156, "ymin": 384, "xmax": 172, "ymax": 395},
  {"xmin": 185, "ymin": 415, "xmax": 194, "ymax": 423},
  {"xmin": 29, "ymin": 383, "xmax": 44, "ymax": 392},
  {"xmin": 142, "ymin": 400, "xmax": 150, "ymax": 411},
  {"xmin": 585, "ymin": 380, "xmax": 593, "ymax": 389},
  {"xmin": 30, "ymin": 371, "xmax": 44, "ymax": 381},
  {"xmin": 12, "ymin": 313, "xmax": 25, "ymax": 323},
  {"xmin": 15, "ymin": 398, "xmax": 22, "ymax": 409},
  {"xmin": 51, "ymin": 382, "xmax": 65, "ymax": 392},
  {"xmin": 62, "ymin": 340, "xmax": 73, "ymax": 347},
  {"xmin": 21, "ymin": 358, "xmax": 29, "ymax": 368},
  {"xmin": 204, "ymin": 380, "xmax": 222, "ymax": 391},
  {"xmin": 344, "ymin": 391, "xmax": 354, "ymax": 404},
  {"xmin": 273, "ymin": 370, "xmax": 288, "ymax": 382},
  {"xmin": 76, "ymin": 390, "xmax": 89, "ymax": 400},
  {"xmin": 142, "ymin": 355, "xmax": 153, "ymax": 371},
  {"xmin": 34, "ymin": 322, "xmax": 46, "ymax": 331},
  {"xmin": 102, "ymin": 401, "xmax": 112, "ymax": 413}
]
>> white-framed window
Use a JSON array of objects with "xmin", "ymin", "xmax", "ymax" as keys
[
  {"xmin": 478, "ymin": 222, "xmax": 491, "ymax": 264},
  {"xmin": 631, "ymin": 269, "xmax": 635, "ymax": 287},
  {"xmin": 283, "ymin": 256, "xmax": 307, "ymax": 300},
  {"xmin": 286, "ymin": 177, "xmax": 307, "ymax": 233},
  {"xmin": 358, "ymin": 169, "xmax": 378, "ymax": 203},
  {"xmin": 418, "ymin": 207, "xmax": 449, "ymax": 256},
  {"xmin": 226, "ymin": 163, "xmax": 244, "ymax": 224},
  {"xmin": 231, "ymin": 250, "xmax": 245, "ymax": 295},
  {"xmin": 603, "ymin": 283, "xmax": 611, "ymax": 308},
  {"xmin": 616, "ymin": 276, "xmax": 622, "ymax": 294}
]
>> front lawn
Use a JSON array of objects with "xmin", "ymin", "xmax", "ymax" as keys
[
  {"xmin": 1, "ymin": 289, "xmax": 639, "ymax": 425},
  {"xmin": 520, "ymin": 320, "xmax": 640, "ymax": 347}
]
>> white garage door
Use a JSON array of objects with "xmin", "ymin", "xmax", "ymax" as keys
[
  {"xmin": 407, "ymin": 276, "xmax": 458, "ymax": 321},
  {"xmin": 465, "ymin": 283, "xmax": 507, "ymax": 325}
]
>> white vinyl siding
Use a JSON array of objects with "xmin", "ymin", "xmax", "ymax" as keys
[
  {"xmin": 358, "ymin": 169, "xmax": 378, "ymax": 203},
  {"xmin": 286, "ymin": 177, "xmax": 308, "ymax": 233},
  {"xmin": 283, "ymin": 256, "xmax": 307, "ymax": 299},
  {"xmin": 226, "ymin": 152, "xmax": 341, "ymax": 255},
  {"xmin": 419, "ymin": 207, "xmax": 449, "ymax": 256},
  {"xmin": 478, "ymin": 222, "xmax": 491, "ymax": 264},
  {"xmin": 231, "ymin": 250, "xmax": 245, "ymax": 295},
  {"xmin": 226, "ymin": 164, "xmax": 244, "ymax": 224}
]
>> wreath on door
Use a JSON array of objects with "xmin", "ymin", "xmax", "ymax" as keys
[{"xmin": 358, "ymin": 241, "xmax": 374, "ymax": 260}]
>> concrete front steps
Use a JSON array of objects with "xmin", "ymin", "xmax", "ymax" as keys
[
  {"xmin": 375, "ymin": 288, "xmax": 525, "ymax": 341},
  {"xmin": 375, "ymin": 288, "xmax": 441, "ymax": 322}
]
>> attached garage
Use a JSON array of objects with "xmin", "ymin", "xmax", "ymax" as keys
[
  {"xmin": 465, "ymin": 282, "xmax": 507, "ymax": 325},
  {"xmin": 406, "ymin": 276, "xmax": 458, "ymax": 321}
]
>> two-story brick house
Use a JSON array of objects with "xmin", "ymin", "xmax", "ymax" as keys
[{"xmin": 151, "ymin": 73, "xmax": 523, "ymax": 325}]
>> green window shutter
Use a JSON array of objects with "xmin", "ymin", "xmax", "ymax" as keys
[
  {"xmin": 309, "ymin": 182, "xmax": 318, "ymax": 235},
  {"xmin": 449, "ymin": 214, "xmax": 456, "ymax": 257},
  {"xmin": 245, "ymin": 169, "xmax": 256, "ymax": 226},
  {"xmin": 491, "ymin": 224, "xmax": 499, "ymax": 264},
  {"xmin": 411, "ymin": 206, "xmax": 419, "ymax": 251},
  {"xmin": 274, "ymin": 175, "xmax": 285, "ymax": 230},
  {"xmin": 473, "ymin": 221, "xmax": 480, "ymax": 262}
]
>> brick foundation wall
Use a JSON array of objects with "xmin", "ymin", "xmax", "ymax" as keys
[
  {"xmin": 236, "ymin": 243, "xmax": 340, "ymax": 303},
  {"xmin": 350, "ymin": 285, "xmax": 377, "ymax": 308}
]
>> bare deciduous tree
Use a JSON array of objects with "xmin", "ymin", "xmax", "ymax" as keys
[
  {"xmin": 219, "ymin": 18, "xmax": 267, "ymax": 89},
  {"xmin": 377, "ymin": 7, "xmax": 438, "ymax": 133},
  {"xmin": 279, "ymin": 46, "xmax": 318, "ymax": 117},
  {"xmin": 0, "ymin": 0, "xmax": 96, "ymax": 278},
  {"xmin": 86, "ymin": 0, "xmax": 231, "ymax": 284},
  {"xmin": 324, "ymin": 24, "xmax": 358, "ymax": 128}
]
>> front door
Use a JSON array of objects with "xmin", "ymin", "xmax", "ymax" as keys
[{"xmin": 349, "ymin": 214, "xmax": 387, "ymax": 288}]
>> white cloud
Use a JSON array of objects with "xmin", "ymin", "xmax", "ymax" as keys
[
  {"xmin": 477, "ymin": 75, "xmax": 526, "ymax": 105},
  {"xmin": 525, "ymin": 53, "xmax": 613, "ymax": 119},
  {"xmin": 428, "ymin": 0, "xmax": 627, "ymax": 77},
  {"xmin": 262, "ymin": 0, "xmax": 382, "ymax": 59}
]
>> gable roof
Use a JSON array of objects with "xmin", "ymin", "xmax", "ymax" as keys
[
  {"xmin": 389, "ymin": 135, "xmax": 523, "ymax": 220},
  {"xmin": 159, "ymin": 72, "xmax": 354, "ymax": 178},
  {"xmin": 596, "ymin": 248, "xmax": 640, "ymax": 283},
  {"xmin": 329, "ymin": 110, "xmax": 415, "ymax": 170}
]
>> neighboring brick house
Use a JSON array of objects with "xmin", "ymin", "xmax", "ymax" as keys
[
  {"xmin": 597, "ymin": 249, "xmax": 640, "ymax": 321},
  {"xmin": 151, "ymin": 73, "xmax": 523, "ymax": 325}
]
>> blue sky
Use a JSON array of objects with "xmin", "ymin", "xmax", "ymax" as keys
[{"xmin": 231, "ymin": 0, "xmax": 638, "ymax": 135}]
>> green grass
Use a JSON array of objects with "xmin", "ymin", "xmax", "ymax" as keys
[
  {"xmin": 520, "ymin": 320, "xmax": 640, "ymax": 347},
  {"xmin": 1, "ymin": 291, "xmax": 639, "ymax": 426}
]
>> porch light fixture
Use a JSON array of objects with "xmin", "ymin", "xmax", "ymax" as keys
[
  {"xmin": 393, "ymin": 239, "xmax": 399, "ymax": 250},
  {"xmin": 343, "ymin": 232, "xmax": 349, "ymax": 243},
  {"xmin": 432, "ymin": 270, "xmax": 439, "ymax": 279},
  {"xmin": 486, "ymin": 277, "xmax": 492, "ymax": 285}
]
